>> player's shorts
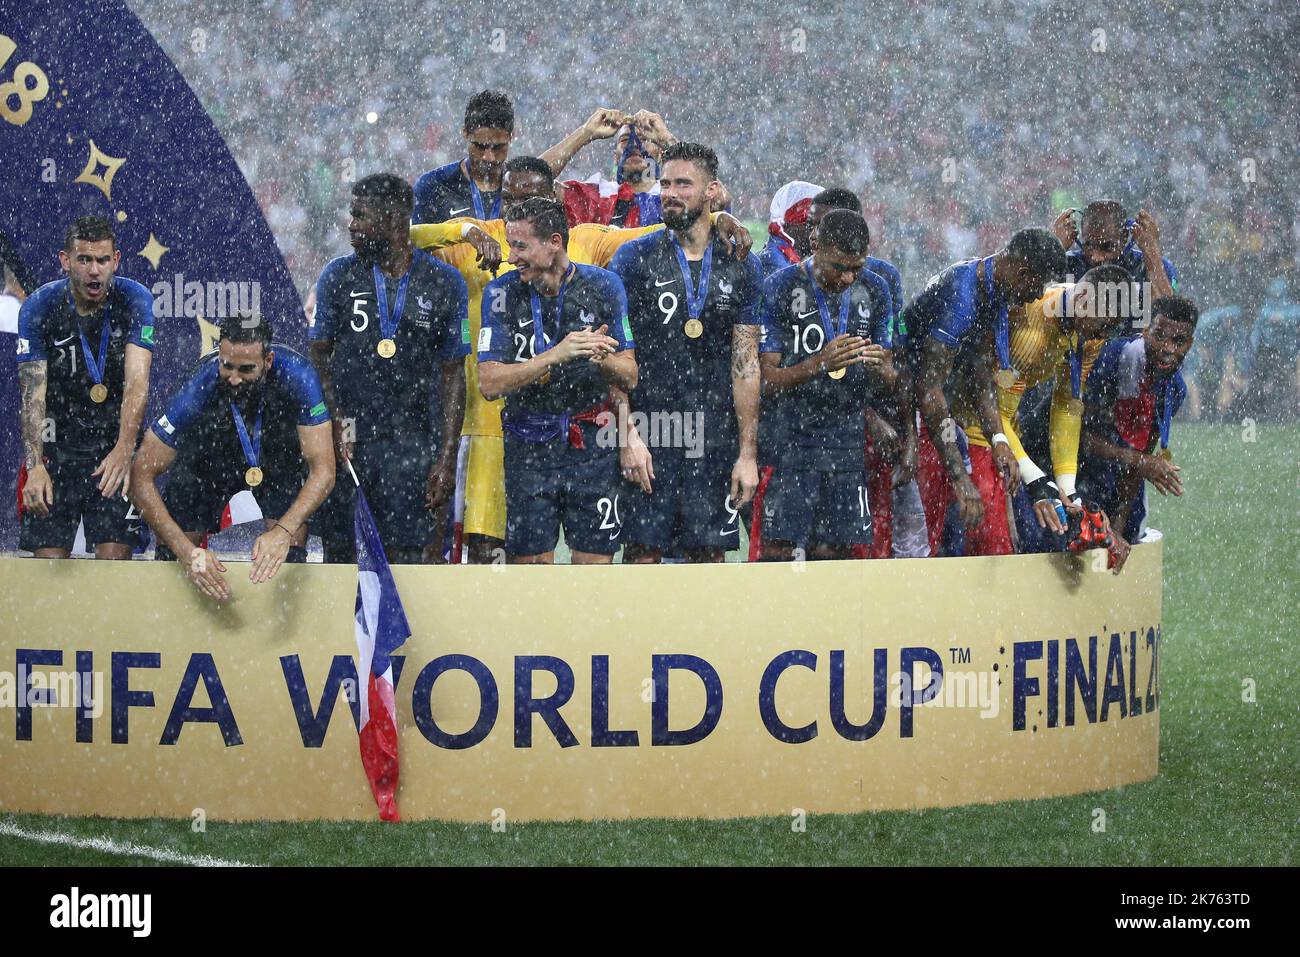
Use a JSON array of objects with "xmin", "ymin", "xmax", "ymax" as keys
[
  {"xmin": 504, "ymin": 451, "xmax": 622, "ymax": 557},
  {"xmin": 462, "ymin": 434, "xmax": 505, "ymax": 540},
  {"xmin": 1078, "ymin": 459, "xmax": 1148, "ymax": 544},
  {"xmin": 162, "ymin": 452, "xmax": 302, "ymax": 537},
  {"xmin": 19, "ymin": 448, "xmax": 142, "ymax": 551},
  {"xmin": 916, "ymin": 430, "xmax": 1012, "ymax": 557},
  {"xmin": 762, "ymin": 465, "xmax": 872, "ymax": 548},
  {"xmin": 621, "ymin": 447, "xmax": 740, "ymax": 552},
  {"xmin": 319, "ymin": 431, "xmax": 438, "ymax": 553}
]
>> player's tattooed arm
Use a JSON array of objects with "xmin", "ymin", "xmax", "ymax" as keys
[
  {"xmin": 19, "ymin": 360, "xmax": 55, "ymax": 515},
  {"xmin": 732, "ymin": 325, "xmax": 761, "ymax": 462},
  {"xmin": 733, "ymin": 324, "xmax": 764, "ymax": 507},
  {"xmin": 18, "ymin": 360, "xmax": 47, "ymax": 470}
]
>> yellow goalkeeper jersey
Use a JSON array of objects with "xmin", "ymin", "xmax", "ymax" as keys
[{"xmin": 956, "ymin": 283, "xmax": 1103, "ymax": 484}]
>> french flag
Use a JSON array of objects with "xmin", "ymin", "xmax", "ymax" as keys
[{"xmin": 353, "ymin": 487, "xmax": 411, "ymax": 822}]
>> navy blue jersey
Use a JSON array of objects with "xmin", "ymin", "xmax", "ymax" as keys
[
  {"xmin": 760, "ymin": 261, "xmax": 891, "ymax": 467},
  {"xmin": 313, "ymin": 249, "xmax": 469, "ymax": 443},
  {"xmin": 610, "ymin": 230, "xmax": 763, "ymax": 447},
  {"xmin": 151, "ymin": 345, "xmax": 329, "ymax": 466},
  {"xmin": 899, "ymin": 258, "xmax": 1005, "ymax": 368},
  {"xmin": 478, "ymin": 264, "xmax": 632, "ymax": 469},
  {"xmin": 761, "ymin": 241, "xmax": 903, "ymax": 346},
  {"xmin": 412, "ymin": 160, "xmax": 501, "ymax": 225},
  {"xmin": 865, "ymin": 255, "xmax": 904, "ymax": 342},
  {"xmin": 1078, "ymin": 335, "xmax": 1186, "ymax": 541},
  {"xmin": 759, "ymin": 237, "xmax": 802, "ymax": 279},
  {"xmin": 1064, "ymin": 243, "xmax": 1178, "ymax": 290},
  {"xmin": 1065, "ymin": 243, "xmax": 1177, "ymax": 333},
  {"xmin": 16, "ymin": 277, "xmax": 155, "ymax": 454}
]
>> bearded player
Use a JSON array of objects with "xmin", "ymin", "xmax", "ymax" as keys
[{"xmin": 609, "ymin": 142, "xmax": 764, "ymax": 563}]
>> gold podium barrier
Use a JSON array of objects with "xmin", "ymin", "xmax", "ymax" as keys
[{"xmin": 0, "ymin": 545, "xmax": 1161, "ymax": 822}]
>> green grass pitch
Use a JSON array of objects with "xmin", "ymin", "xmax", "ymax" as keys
[{"xmin": 2, "ymin": 422, "xmax": 1295, "ymax": 865}]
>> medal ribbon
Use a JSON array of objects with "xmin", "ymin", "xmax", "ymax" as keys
[
  {"xmin": 467, "ymin": 160, "xmax": 502, "ymax": 219},
  {"xmin": 1158, "ymin": 376, "xmax": 1174, "ymax": 450},
  {"xmin": 372, "ymin": 264, "xmax": 412, "ymax": 343},
  {"xmin": 616, "ymin": 125, "xmax": 661, "ymax": 185},
  {"xmin": 670, "ymin": 234, "xmax": 713, "ymax": 321},
  {"xmin": 529, "ymin": 263, "xmax": 575, "ymax": 357},
  {"xmin": 805, "ymin": 260, "xmax": 850, "ymax": 339},
  {"xmin": 77, "ymin": 303, "xmax": 111, "ymax": 390},
  {"xmin": 981, "ymin": 256, "xmax": 1012, "ymax": 373},
  {"xmin": 230, "ymin": 401, "xmax": 264, "ymax": 470}
]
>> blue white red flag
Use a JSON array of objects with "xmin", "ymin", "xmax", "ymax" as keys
[{"xmin": 353, "ymin": 487, "xmax": 410, "ymax": 821}]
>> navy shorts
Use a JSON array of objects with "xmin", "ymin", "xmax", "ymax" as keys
[
  {"xmin": 504, "ymin": 450, "xmax": 622, "ymax": 556},
  {"xmin": 318, "ymin": 432, "xmax": 437, "ymax": 554},
  {"xmin": 762, "ymin": 465, "xmax": 872, "ymax": 548},
  {"xmin": 162, "ymin": 453, "xmax": 302, "ymax": 535},
  {"xmin": 20, "ymin": 449, "xmax": 142, "ymax": 551},
  {"xmin": 621, "ymin": 447, "xmax": 740, "ymax": 551}
]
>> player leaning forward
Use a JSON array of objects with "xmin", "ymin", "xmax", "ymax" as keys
[
  {"xmin": 130, "ymin": 316, "xmax": 335, "ymax": 600},
  {"xmin": 17, "ymin": 216, "xmax": 155, "ymax": 558},
  {"xmin": 477, "ymin": 197, "xmax": 637, "ymax": 563}
]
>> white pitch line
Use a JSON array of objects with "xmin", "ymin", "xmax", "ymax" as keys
[{"xmin": 0, "ymin": 821, "xmax": 251, "ymax": 867}]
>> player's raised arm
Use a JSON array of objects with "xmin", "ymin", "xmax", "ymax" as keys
[{"xmin": 540, "ymin": 108, "xmax": 631, "ymax": 178}]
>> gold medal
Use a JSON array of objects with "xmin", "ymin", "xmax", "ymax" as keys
[
  {"xmin": 377, "ymin": 338, "xmax": 397, "ymax": 358},
  {"xmin": 828, "ymin": 368, "xmax": 846, "ymax": 380},
  {"xmin": 683, "ymin": 318, "xmax": 703, "ymax": 339},
  {"xmin": 1159, "ymin": 447, "xmax": 1172, "ymax": 462},
  {"xmin": 245, "ymin": 466, "xmax": 264, "ymax": 488},
  {"xmin": 89, "ymin": 383, "xmax": 109, "ymax": 403},
  {"xmin": 994, "ymin": 368, "xmax": 1018, "ymax": 389},
  {"xmin": 1066, "ymin": 398, "xmax": 1085, "ymax": 417}
]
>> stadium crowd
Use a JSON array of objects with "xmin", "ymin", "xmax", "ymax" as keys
[{"xmin": 131, "ymin": 0, "xmax": 1300, "ymax": 422}]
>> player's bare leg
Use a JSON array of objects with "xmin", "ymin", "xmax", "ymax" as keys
[
  {"xmin": 33, "ymin": 547, "xmax": 72, "ymax": 559},
  {"xmin": 809, "ymin": 544, "xmax": 854, "ymax": 561},
  {"xmin": 510, "ymin": 551, "xmax": 555, "ymax": 564},
  {"xmin": 466, "ymin": 533, "xmax": 504, "ymax": 564},
  {"xmin": 94, "ymin": 542, "xmax": 133, "ymax": 560},
  {"xmin": 622, "ymin": 544, "xmax": 661, "ymax": 564},
  {"xmin": 760, "ymin": 539, "xmax": 796, "ymax": 563},
  {"xmin": 571, "ymin": 550, "xmax": 613, "ymax": 565},
  {"xmin": 683, "ymin": 546, "xmax": 724, "ymax": 563}
]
